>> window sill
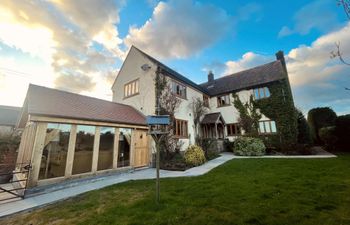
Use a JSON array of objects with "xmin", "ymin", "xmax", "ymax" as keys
[
  {"xmin": 174, "ymin": 135, "xmax": 189, "ymax": 139},
  {"xmin": 123, "ymin": 93, "xmax": 140, "ymax": 99},
  {"xmin": 217, "ymin": 104, "xmax": 231, "ymax": 108}
]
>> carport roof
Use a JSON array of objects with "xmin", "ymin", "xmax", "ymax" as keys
[{"xmin": 18, "ymin": 84, "xmax": 147, "ymax": 127}]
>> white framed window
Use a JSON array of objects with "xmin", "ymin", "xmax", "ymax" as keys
[
  {"xmin": 124, "ymin": 79, "xmax": 140, "ymax": 98},
  {"xmin": 171, "ymin": 80, "xmax": 187, "ymax": 99},
  {"xmin": 254, "ymin": 87, "xmax": 270, "ymax": 100},
  {"xmin": 258, "ymin": 120, "xmax": 277, "ymax": 134},
  {"xmin": 217, "ymin": 94, "xmax": 230, "ymax": 107}
]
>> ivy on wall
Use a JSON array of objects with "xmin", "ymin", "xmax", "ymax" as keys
[{"xmin": 253, "ymin": 79, "xmax": 298, "ymax": 151}]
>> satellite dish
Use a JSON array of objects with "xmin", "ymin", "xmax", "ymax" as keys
[{"xmin": 141, "ymin": 64, "xmax": 151, "ymax": 71}]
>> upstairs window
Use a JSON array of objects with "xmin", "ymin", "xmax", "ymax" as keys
[
  {"xmin": 258, "ymin": 120, "xmax": 277, "ymax": 134},
  {"xmin": 174, "ymin": 119, "xmax": 188, "ymax": 138},
  {"xmin": 124, "ymin": 79, "xmax": 139, "ymax": 98},
  {"xmin": 171, "ymin": 81, "xmax": 187, "ymax": 99},
  {"xmin": 203, "ymin": 95, "xmax": 209, "ymax": 107},
  {"xmin": 227, "ymin": 123, "xmax": 241, "ymax": 136},
  {"xmin": 254, "ymin": 87, "xmax": 270, "ymax": 100},
  {"xmin": 217, "ymin": 94, "xmax": 230, "ymax": 107}
]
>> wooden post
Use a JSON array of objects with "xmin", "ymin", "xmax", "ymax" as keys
[
  {"xmin": 91, "ymin": 127, "xmax": 100, "ymax": 173},
  {"xmin": 65, "ymin": 125, "xmax": 77, "ymax": 177},
  {"xmin": 156, "ymin": 138, "xmax": 160, "ymax": 203},
  {"xmin": 113, "ymin": 128, "xmax": 120, "ymax": 169},
  {"xmin": 28, "ymin": 122, "xmax": 47, "ymax": 187},
  {"xmin": 215, "ymin": 123, "xmax": 218, "ymax": 139},
  {"xmin": 130, "ymin": 129, "xmax": 136, "ymax": 167}
]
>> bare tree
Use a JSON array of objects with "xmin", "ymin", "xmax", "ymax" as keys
[
  {"xmin": 338, "ymin": 0, "xmax": 350, "ymax": 19},
  {"xmin": 155, "ymin": 69, "xmax": 182, "ymax": 158},
  {"xmin": 190, "ymin": 97, "xmax": 208, "ymax": 143},
  {"xmin": 331, "ymin": 0, "xmax": 350, "ymax": 66}
]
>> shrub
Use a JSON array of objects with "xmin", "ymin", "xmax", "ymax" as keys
[
  {"xmin": 307, "ymin": 107, "xmax": 337, "ymax": 144},
  {"xmin": 224, "ymin": 139, "xmax": 235, "ymax": 152},
  {"xmin": 233, "ymin": 137, "xmax": 266, "ymax": 156},
  {"xmin": 184, "ymin": 145, "xmax": 206, "ymax": 166},
  {"xmin": 319, "ymin": 126, "xmax": 338, "ymax": 150},
  {"xmin": 334, "ymin": 114, "xmax": 350, "ymax": 150}
]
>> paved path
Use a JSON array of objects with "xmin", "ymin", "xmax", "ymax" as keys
[{"xmin": 0, "ymin": 152, "xmax": 336, "ymax": 218}]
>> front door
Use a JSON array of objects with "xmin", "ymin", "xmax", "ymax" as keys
[{"xmin": 132, "ymin": 130, "xmax": 149, "ymax": 168}]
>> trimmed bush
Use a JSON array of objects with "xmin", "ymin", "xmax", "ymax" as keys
[
  {"xmin": 184, "ymin": 145, "xmax": 206, "ymax": 166},
  {"xmin": 233, "ymin": 137, "xmax": 266, "ymax": 156},
  {"xmin": 334, "ymin": 114, "xmax": 350, "ymax": 150},
  {"xmin": 319, "ymin": 126, "xmax": 337, "ymax": 150},
  {"xmin": 307, "ymin": 107, "xmax": 337, "ymax": 144}
]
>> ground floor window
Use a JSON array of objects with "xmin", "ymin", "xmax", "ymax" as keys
[
  {"xmin": 174, "ymin": 119, "xmax": 188, "ymax": 138},
  {"xmin": 39, "ymin": 123, "xmax": 71, "ymax": 180},
  {"xmin": 97, "ymin": 127, "xmax": 114, "ymax": 171},
  {"xmin": 72, "ymin": 125, "xmax": 95, "ymax": 175},
  {"xmin": 227, "ymin": 123, "xmax": 241, "ymax": 136},
  {"xmin": 258, "ymin": 120, "xmax": 277, "ymax": 134}
]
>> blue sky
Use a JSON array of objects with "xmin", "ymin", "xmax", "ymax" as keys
[{"xmin": 0, "ymin": 0, "xmax": 349, "ymax": 115}]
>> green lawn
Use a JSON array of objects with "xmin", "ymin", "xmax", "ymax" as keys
[{"xmin": 2, "ymin": 154, "xmax": 350, "ymax": 225}]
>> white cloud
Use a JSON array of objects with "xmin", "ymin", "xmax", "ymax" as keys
[
  {"xmin": 223, "ymin": 22, "xmax": 350, "ymax": 114},
  {"xmin": 0, "ymin": 0, "xmax": 124, "ymax": 105},
  {"xmin": 124, "ymin": 0, "xmax": 231, "ymax": 59},
  {"xmin": 278, "ymin": 0, "xmax": 341, "ymax": 37},
  {"xmin": 223, "ymin": 52, "xmax": 274, "ymax": 75}
]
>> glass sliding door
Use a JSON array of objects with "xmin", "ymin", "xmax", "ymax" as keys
[
  {"xmin": 39, "ymin": 123, "xmax": 71, "ymax": 180},
  {"xmin": 118, "ymin": 128, "xmax": 131, "ymax": 167},
  {"xmin": 72, "ymin": 125, "xmax": 95, "ymax": 175},
  {"xmin": 97, "ymin": 127, "xmax": 114, "ymax": 171}
]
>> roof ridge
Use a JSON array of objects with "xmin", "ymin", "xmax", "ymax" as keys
[
  {"xmin": 28, "ymin": 84, "xmax": 135, "ymax": 108},
  {"xmin": 200, "ymin": 60, "xmax": 280, "ymax": 85}
]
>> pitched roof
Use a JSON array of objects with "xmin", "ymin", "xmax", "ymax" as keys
[
  {"xmin": 132, "ymin": 46, "xmax": 287, "ymax": 97},
  {"xmin": 0, "ymin": 105, "xmax": 21, "ymax": 126},
  {"xmin": 133, "ymin": 46, "xmax": 209, "ymax": 95},
  {"xmin": 20, "ymin": 84, "xmax": 146, "ymax": 126},
  {"xmin": 201, "ymin": 112, "xmax": 225, "ymax": 124},
  {"xmin": 200, "ymin": 60, "xmax": 286, "ymax": 96}
]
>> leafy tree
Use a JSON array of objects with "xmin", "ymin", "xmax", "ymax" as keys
[
  {"xmin": 232, "ymin": 93, "xmax": 261, "ymax": 136},
  {"xmin": 296, "ymin": 109, "xmax": 312, "ymax": 144},
  {"xmin": 307, "ymin": 107, "xmax": 337, "ymax": 144}
]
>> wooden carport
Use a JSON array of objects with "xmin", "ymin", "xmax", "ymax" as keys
[{"xmin": 15, "ymin": 84, "xmax": 150, "ymax": 188}]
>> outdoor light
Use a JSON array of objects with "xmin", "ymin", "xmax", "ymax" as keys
[{"xmin": 141, "ymin": 63, "xmax": 151, "ymax": 71}]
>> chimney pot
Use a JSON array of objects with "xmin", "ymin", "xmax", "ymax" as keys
[
  {"xmin": 275, "ymin": 50, "xmax": 287, "ymax": 72},
  {"xmin": 208, "ymin": 70, "xmax": 214, "ymax": 82}
]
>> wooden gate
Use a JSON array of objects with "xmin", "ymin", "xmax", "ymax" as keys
[{"xmin": 132, "ymin": 130, "xmax": 150, "ymax": 168}]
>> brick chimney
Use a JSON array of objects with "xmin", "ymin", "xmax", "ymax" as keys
[
  {"xmin": 208, "ymin": 70, "xmax": 214, "ymax": 82},
  {"xmin": 275, "ymin": 50, "xmax": 287, "ymax": 73}
]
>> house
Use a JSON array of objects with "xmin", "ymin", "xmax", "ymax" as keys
[
  {"xmin": 0, "ymin": 105, "xmax": 21, "ymax": 136},
  {"xmin": 14, "ymin": 46, "xmax": 296, "ymax": 189},
  {"xmin": 112, "ymin": 46, "xmax": 296, "ymax": 151},
  {"xmin": 15, "ymin": 84, "xmax": 149, "ymax": 188}
]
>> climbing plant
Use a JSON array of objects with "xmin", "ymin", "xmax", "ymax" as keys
[
  {"xmin": 154, "ymin": 67, "xmax": 182, "ymax": 159},
  {"xmin": 253, "ymin": 79, "xmax": 298, "ymax": 151},
  {"xmin": 232, "ymin": 93, "xmax": 261, "ymax": 136}
]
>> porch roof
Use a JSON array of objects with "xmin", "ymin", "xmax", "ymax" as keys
[{"xmin": 201, "ymin": 112, "xmax": 225, "ymax": 124}]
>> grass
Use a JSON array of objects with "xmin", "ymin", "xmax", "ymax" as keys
[{"xmin": 2, "ymin": 154, "xmax": 350, "ymax": 225}]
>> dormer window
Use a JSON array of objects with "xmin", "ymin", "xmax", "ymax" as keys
[
  {"xmin": 254, "ymin": 87, "xmax": 270, "ymax": 100},
  {"xmin": 171, "ymin": 81, "xmax": 187, "ymax": 99}
]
